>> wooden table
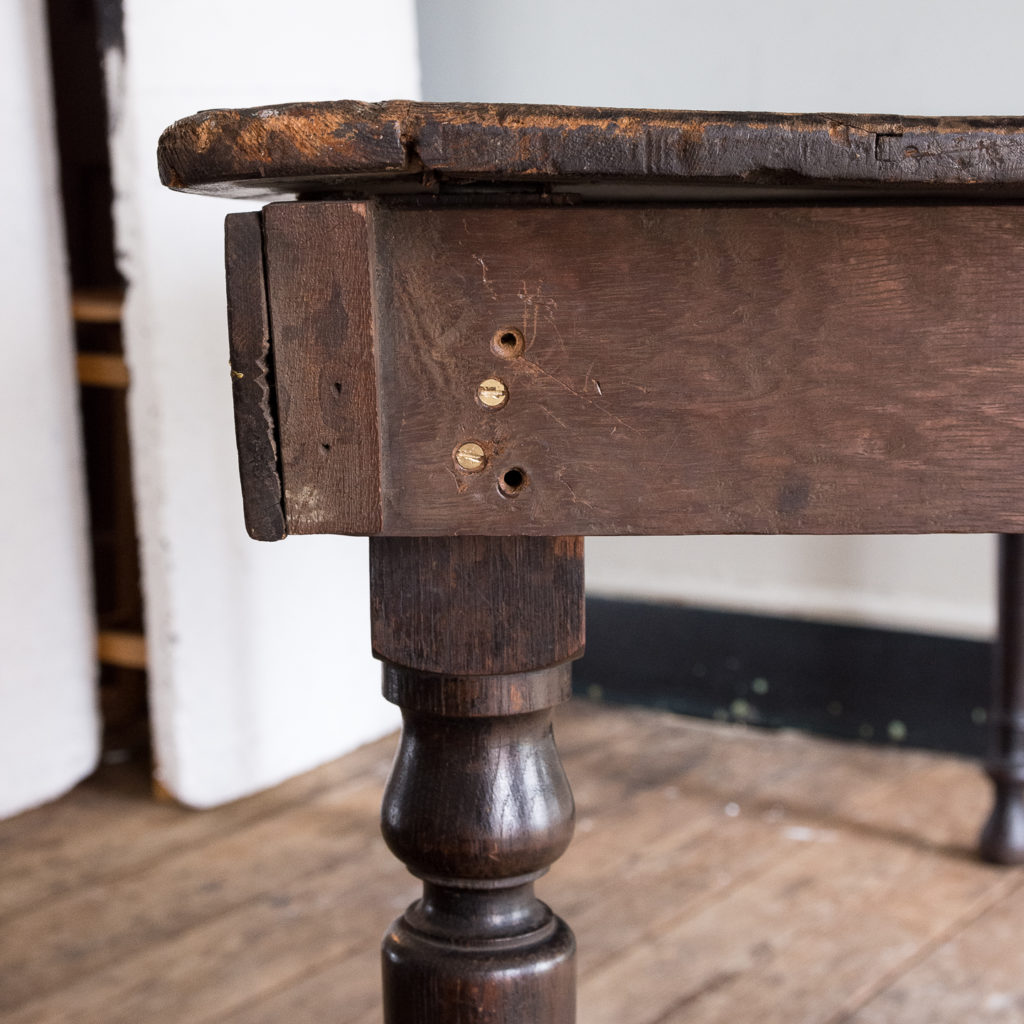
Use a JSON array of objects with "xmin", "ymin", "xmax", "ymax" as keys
[{"xmin": 159, "ymin": 101, "xmax": 1024, "ymax": 1023}]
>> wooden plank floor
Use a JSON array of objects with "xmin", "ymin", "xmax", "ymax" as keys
[{"xmin": 2, "ymin": 699, "xmax": 1023, "ymax": 1023}]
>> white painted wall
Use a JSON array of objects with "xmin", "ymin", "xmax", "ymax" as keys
[
  {"xmin": 416, "ymin": 0, "xmax": 1023, "ymax": 639},
  {"xmin": 108, "ymin": 1, "xmax": 419, "ymax": 806},
  {"xmin": 0, "ymin": 1, "xmax": 99, "ymax": 818}
]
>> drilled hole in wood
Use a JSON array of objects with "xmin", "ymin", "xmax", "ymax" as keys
[
  {"xmin": 491, "ymin": 327, "xmax": 525, "ymax": 359},
  {"xmin": 499, "ymin": 467, "xmax": 528, "ymax": 496}
]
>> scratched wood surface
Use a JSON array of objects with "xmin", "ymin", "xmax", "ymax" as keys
[
  {"xmin": 370, "ymin": 535, "xmax": 584, "ymax": 675},
  {"xmin": 158, "ymin": 100, "xmax": 1024, "ymax": 200},
  {"xmin": 3, "ymin": 700, "xmax": 1023, "ymax": 1024},
  {"xmin": 261, "ymin": 200, "xmax": 382, "ymax": 535},
  {"xmin": 262, "ymin": 200, "xmax": 1024, "ymax": 537}
]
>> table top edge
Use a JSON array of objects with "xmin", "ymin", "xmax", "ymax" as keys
[{"xmin": 158, "ymin": 98, "xmax": 1024, "ymax": 199}]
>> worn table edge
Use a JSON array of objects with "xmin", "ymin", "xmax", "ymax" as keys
[{"xmin": 158, "ymin": 99, "xmax": 1024, "ymax": 200}]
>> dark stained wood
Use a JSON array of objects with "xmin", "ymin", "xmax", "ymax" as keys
[
  {"xmin": 980, "ymin": 534, "xmax": 1024, "ymax": 864},
  {"xmin": 224, "ymin": 212, "xmax": 285, "ymax": 540},
  {"xmin": 380, "ymin": 703, "xmax": 577, "ymax": 1024},
  {"xmin": 365, "ymin": 201, "xmax": 1024, "ymax": 536},
  {"xmin": 381, "ymin": 663, "xmax": 572, "ymax": 717},
  {"xmin": 370, "ymin": 536, "xmax": 585, "ymax": 675},
  {"xmin": 159, "ymin": 100, "xmax": 1024, "ymax": 201},
  {"xmin": 381, "ymin": 698, "xmax": 575, "ymax": 879},
  {"xmin": 372, "ymin": 536, "xmax": 583, "ymax": 1022},
  {"xmin": 250, "ymin": 200, "xmax": 1024, "ymax": 537},
  {"xmin": 261, "ymin": 201, "xmax": 381, "ymax": 535},
  {"xmin": 160, "ymin": 98, "xmax": 1024, "ymax": 1024}
]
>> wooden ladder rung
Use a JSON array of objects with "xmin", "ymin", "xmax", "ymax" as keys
[
  {"xmin": 72, "ymin": 286, "xmax": 124, "ymax": 324},
  {"xmin": 77, "ymin": 352, "xmax": 129, "ymax": 388},
  {"xmin": 97, "ymin": 630, "xmax": 147, "ymax": 670}
]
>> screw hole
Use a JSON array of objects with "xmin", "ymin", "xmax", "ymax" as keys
[
  {"xmin": 321, "ymin": 442, "xmax": 331, "ymax": 452},
  {"xmin": 491, "ymin": 327, "xmax": 525, "ymax": 359},
  {"xmin": 332, "ymin": 382, "xmax": 342, "ymax": 395},
  {"xmin": 499, "ymin": 467, "xmax": 528, "ymax": 496}
]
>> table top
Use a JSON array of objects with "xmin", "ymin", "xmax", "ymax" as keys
[{"xmin": 158, "ymin": 100, "xmax": 1024, "ymax": 202}]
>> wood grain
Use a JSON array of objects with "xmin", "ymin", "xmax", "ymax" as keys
[
  {"xmin": 5, "ymin": 702, "xmax": 1020, "ymax": 1024},
  {"xmin": 578, "ymin": 826, "xmax": 1007, "ymax": 1024},
  {"xmin": 370, "ymin": 535, "xmax": 585, "ymax": 675},
  {"xmin": 261, "ymin": 201, "xmax": 381, "ymax": 535},
  {"xmin": 847, "ymin": 880, "xmax": 1024, "ymax": 1023},
  {"xmin": 224, "ymin": 212, "xmax": 285, "ymax": 540},
  {"xmin": 0, "ymin": 734, "xmax": 392, "ymax": 923},
  {"xmin": 369, "ymin": 202, "xmax": 1024, "ymax": 536},
  {"xmin": 158, "ymin": 101, "xmax": 1024, "ymax": 200},
  {"xmin": 0, "ymin": 781, "xmax": 382, "ymax": 1013},
  {"xmin": 380, "ymin": 701, "xmax": 577, "ymax": 1023},
  {"xmin": 372, "ymin": 535, "xmax": 582, "ymax": 1021}
]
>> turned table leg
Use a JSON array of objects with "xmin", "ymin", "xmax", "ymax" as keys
[
  {"xmin": 370, "ymin": 536, "xmax": 584, "ymax": 1023},
  {"xmin": 980, "ymin": 534, "xmax": 1024, "ymax": 863}
]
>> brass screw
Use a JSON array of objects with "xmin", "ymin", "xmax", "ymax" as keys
[
  {"xmin": 477, "ymin": 378, "xmax": 508, "ymax": 409},
  {"xmin": 454, "ymin": 441, "xmax": 487, "ymax": 472}
]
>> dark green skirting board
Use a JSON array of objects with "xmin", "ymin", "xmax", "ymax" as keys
[{"xmin": 573, "ymin": 597, "xmax": 991, "ymax": 759}]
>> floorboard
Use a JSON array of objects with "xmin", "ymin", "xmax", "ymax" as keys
[{"xmin": 1, "ymin": 700, "xmax": 1021, "ymax": 1024}]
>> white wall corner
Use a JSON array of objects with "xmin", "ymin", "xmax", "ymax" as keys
[
  {"xmin": 0, "ymin": 0, "xmax": 100, "ymax": 819},
  {"xmin": 106, "ymin": 1, "xmax": 421, "ymax": 807}
]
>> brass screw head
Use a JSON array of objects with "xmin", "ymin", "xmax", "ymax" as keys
[
  {"xmin": 454, "ymin": 441, "xmax": 487, "ymax": 472},
  {"xmin": 477, "ymin": 378, "xmax": 508, "ymax": 409}
]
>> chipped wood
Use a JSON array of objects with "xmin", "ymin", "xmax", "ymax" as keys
[
  {"xmin": 158, "ymin": 100, "xmax": 1024, "ymax": 200},
  {"xmin": 260, "ymin": 201, "xmax": 382, "ymax": 536},
  {"xmin": 224, "ymin": 212, "xmax": 286, "ymax": 540}
]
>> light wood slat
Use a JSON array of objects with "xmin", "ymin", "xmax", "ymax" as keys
[
  {"xmin": 96, "ymin": 629, "xmax": 146, "ymax": 669},
  {"xmin": 1, "ymin": 856, "xmax": 415, "ymax": 1024},
  {"xmin": 0, "ymin": 732, "xmax": 396, "ymax": 923},
  {"xmin": 77, "ymin": 352, "xmax": 129, "ymax": 388},
  {"xmin": 0, "ymin": 783, "xmax": 384, "ymax": 1014},
  {"xmin": 577, "ymin": 789, "xmax": 1008, "ymax": 1024},
  {"xmin": 847, "ymin": 880, "xmax": 1024, "ymax": 1022},
  {"xmin": 72, "ymin": 286, "xmax": 124, "ymax": 324}
]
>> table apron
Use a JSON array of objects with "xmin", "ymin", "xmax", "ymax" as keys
[{"xmin": 235, "ymin": 200, "xmax": 1024, "ymax": 538}]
